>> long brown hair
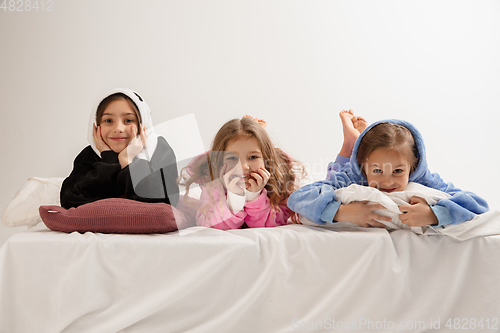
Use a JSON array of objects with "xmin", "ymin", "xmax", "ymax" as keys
[
  {"xmin": 356, "ymin": 123, "xmax": 419, "ymax": 176},
  {"xmin": 181, "ymin": 117, "xmax": 305, "ymax": 223}
]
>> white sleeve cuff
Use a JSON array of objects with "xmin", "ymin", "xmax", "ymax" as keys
[
  {"xmin": 245, "ymin": 189, "xmax": 261, "ymax": 202},
  {"xmin": 227, "ymin": 191, "xmax": 246, "ymax": 213}
]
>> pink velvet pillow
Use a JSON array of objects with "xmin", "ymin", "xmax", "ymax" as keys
[{"xmin": 39, "ymin": 198, "xmax": 186, "ymax": 234}]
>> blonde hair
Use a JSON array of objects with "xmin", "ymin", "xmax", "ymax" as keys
[
  {"xmin": 356, "ymin": 123, "xmax": 419, "ymax": 176},
  {"xmin": 181, "ymin": 117, "xmax": 305, "ymax": 223}
]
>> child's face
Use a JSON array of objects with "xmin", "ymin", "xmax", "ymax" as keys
[
  {"xmin": 224, "ymin": 137, "xmax": 265, "ymax": 186},
  {"xmin": 363, "ymin": 148, "xmax": 410, "ymax": 193},
  {"xmin": 99, "ymin": 99, "xmax": 139, "ymax": 153}
]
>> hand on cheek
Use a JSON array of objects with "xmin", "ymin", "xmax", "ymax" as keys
[
  {"xmin": 93, "ymin": 124, "xmax": 111, "ymax": 153},
  {"xmin": 221, "ymin": 164, "xmax": 245, "ymax": 195},
  {"xmin": 246, "ymin": 167, "xmax": 271, "ymax": 193},
  {"xmin": 118, "ymin": 125, "xmax": 145, "ymax": 169},
  {"xmin": 399, "ymin": 196, "xmax": 438, "ymax": 227}
]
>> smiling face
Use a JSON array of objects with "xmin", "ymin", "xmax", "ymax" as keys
[
  {"xmin": 98, "ymin": 99, "xmax": 139, "ymax": 153},
  {"xmin": 223, "ymin": 136, "xmax": 265, "ymax": 185},
  {"xmin": 364, "ymin": 148, "xmax": 411, "ymax": 193}
]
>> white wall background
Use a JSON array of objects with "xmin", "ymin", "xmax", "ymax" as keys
[{"xmin": 1, "ymin": 0, "xmax": 499, "ymax": 247}]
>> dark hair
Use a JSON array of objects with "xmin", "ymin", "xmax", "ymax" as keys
[
  {"xmin": 95, "ymin": 93, "xmax": 142, "ymax": 132},
  {"xmin": 356, "ymin": 123, "xmax": 419, "ymax": 176}
]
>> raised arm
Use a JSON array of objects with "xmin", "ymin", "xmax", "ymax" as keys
[{"xmin": 126, "ymin": 137, "xmax": 180, "ymax": 206}]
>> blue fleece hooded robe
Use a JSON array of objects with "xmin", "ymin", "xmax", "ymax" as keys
[{"xmin": 287, "ymin": 119, "xmax": 489, "ymax": 227}]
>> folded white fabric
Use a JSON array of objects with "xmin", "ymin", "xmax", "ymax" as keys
[{"xmin": 426, "ymin": 209, "xmax": 500, "ymax": 240}]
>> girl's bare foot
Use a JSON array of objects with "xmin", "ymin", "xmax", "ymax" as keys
[
  {"xmin": 352, "ymin": 116, "xmax": 368, "ymax": 133},
  {"xmin": 340, "ymin": 109, "xmax": 359, "ymax": 143},
  {"xmin": 338, "ymin": 109, "xmax": 366, "ymax": 158}
]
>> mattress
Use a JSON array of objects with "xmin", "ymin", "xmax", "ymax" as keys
[{"xmin": 1, "ymin": 219, "xmax": 500, "ymax": 333}]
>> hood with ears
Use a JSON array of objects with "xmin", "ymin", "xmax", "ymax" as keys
[{"xmin": 87, "ymin": 88, "xmax": 159, "ymax": 160}]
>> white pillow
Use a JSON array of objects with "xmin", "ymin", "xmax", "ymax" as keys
[{"xmin": 1, "ymin": 177, "xmax": 64, "ymax": 228}]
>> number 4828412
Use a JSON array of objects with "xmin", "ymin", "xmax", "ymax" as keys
[
  {"xmin": 445, "ymin": 318, "xmax": 499, "ymax": 330},
  {"xmin": 1, "ymin": 0, "xmax": 54, "ymax": 11}
]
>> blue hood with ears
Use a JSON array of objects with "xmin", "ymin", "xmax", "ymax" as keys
[{"xmin": 348, "ymin": 119, "xmax": 429, "ymax": 184}]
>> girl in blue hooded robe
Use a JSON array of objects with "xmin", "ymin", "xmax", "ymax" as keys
[{"xmin": 287, "ymin": 117, "xmax": 489, "ymax": 228}]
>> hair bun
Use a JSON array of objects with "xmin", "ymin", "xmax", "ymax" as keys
[{"xmin": 242, "ymin": 115, "xmax": 267, "ymax": 129}]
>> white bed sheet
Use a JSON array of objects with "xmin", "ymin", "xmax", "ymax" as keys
[{"xmin": 1, "ymin": 221, "xmax": 500, "ymax": 333}]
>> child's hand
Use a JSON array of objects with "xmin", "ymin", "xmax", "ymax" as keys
[
  {"xmin": 399, "ymin": 196, "xmax": 438, "ymax": 227},
  {"xmin": 246, "ymin": 167, "xmax": 271, "ymax": 193},
  {"xmin": 92, "ymin": 124, "xmax": 111, "ymax": 153},
  {"xmin": 334, "ymin": 201, "xmax": 389, "ymax": 228},
  {"xmin": 118, "ymin": 125, "xmax": 146, "ymax": 168},
  {"xmin": 221, "ymin": 164, "xmax": 245, "ymax": 196}
]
